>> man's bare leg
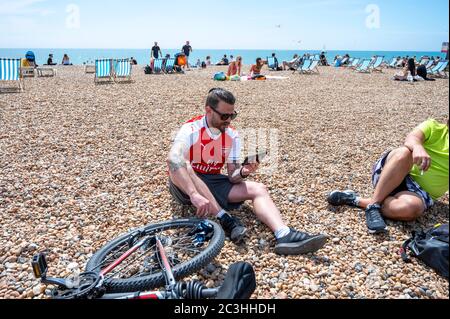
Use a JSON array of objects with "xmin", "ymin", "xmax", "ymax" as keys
[
  {"xmin": 328, "ymin": 147, "xmax": 425, "ymax": 222},
  {"xmin": 227, "ymin": 181, "xmax": 285, "ymax": 232},
  {"xmin": 228, "ymin": 180, "xmax": 328, "ymax": 255},
  {"xmin": 370, "ymin": 147, "xmax": 414, "ymax": 204}
]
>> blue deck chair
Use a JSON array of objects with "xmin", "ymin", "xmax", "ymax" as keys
[
  {"xmin": 350, "ymin": 58, "xmax": 361, "ymax": 67},
  {"xmin": 296, "ymin": 59, "xmax": 312, "ymax": 74},
  {"xmin": 388, "ymin": 58, "xmax": 397, "ymax": 68},
  {"xmin": 0, "ymin": 58, "xmax": 24, "ymax": 92},
  {"xmin": 418, "ymin": 58, "xmax": 429, "ymax": 65},
  {"xmin": 355, "ymin": 59, "xmax": 371, "ymax": 73},
  {"xmin": 153, "ymin": 58, "xmax": 164, "ymax": 74},
  {"xmin": 344, "ymin": 58, "xmax": 361, "ymax": 69},
  {"xmin": 313, "ymin": 54, "xmax": 321, "ymax": 61},
  {"xmin": 267, "ymin": 57, "xmax": 277, "ymax": 70},
  {"xmin": 425, "ymin": 60, "xmax": 435, "ymax": 69},
  {"xmin": 340, "ymin": 57, "xmax": 349, "ymax": 66},
  {"xmin": 164, "ymin": 58, "xmax": 176, "ymax": 73},
  {"xmin": 114, "ymin": 59, "xmax": 132, "ymax": 82},
  {"xmin": 370, "ymin": 56, "xmax": 384, "ymax": 72},
  {"xmin": 95, "ymin": 59, "xmax": 114, "ymax": 84},
  {"xmin": 428, "ymin": 60, "xmax": 449, "ymax": 78},
  {"xmin": 303, "ymin": 60, "xmax": 320, "ymax": 74}
]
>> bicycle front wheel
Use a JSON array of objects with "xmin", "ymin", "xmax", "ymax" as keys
[{"xmin": 85, "ymin": 218, "xmax": 225, "ymax": 293}]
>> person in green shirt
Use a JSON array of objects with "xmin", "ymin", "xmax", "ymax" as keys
[{"xmin": 327, "ymin": 119, "xmax": 449, "ymax": 234}]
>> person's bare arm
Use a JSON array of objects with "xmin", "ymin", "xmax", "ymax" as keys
[
  {"xmin": 227, "ymin": 161, "xmax": 244, "ymax": 184},
  {"xmin": 404, "ymin": 128, "xmax": 431, "ymax": 171},
  {"xmin": 227, "ymin": 161, "xmax": 259, "ymax": 184},
  {"xmin": 167, "ymin": 141, "xmax": 210, "ymax": 216}
]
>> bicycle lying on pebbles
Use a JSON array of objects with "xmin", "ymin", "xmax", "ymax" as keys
[{"xmin": 32, "ymin": 218, "xmax": 256, "ymax": 299}]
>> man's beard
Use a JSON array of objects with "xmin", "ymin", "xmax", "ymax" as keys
[{"xmin": 211, "ymin": 119, "xmax": 227, "ymax": 133}]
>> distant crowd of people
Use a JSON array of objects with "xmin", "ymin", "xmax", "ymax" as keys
[{"xmin": 20, "ymin": 51, "xmax": 74, "ymax": 68}]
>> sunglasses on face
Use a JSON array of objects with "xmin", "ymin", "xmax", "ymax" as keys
[{"xmin": 210, "ymin": 107, "xmax": 238, "ymax": 121}]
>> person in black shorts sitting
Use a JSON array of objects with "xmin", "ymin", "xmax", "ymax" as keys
[
  {"xmin": 167, "ymin": 88, "xmax": 328, "ymax": 255},
  {"xmin": 46, "ymin": 54, "xmax": 57, "ymax": 66}
]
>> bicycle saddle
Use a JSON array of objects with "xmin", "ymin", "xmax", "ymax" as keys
[{"xmin": 216, "ymin": 262, "xmax": 256, "ymax": 299}]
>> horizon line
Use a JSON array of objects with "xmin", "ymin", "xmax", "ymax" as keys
[{"xmin": 0, "ymin": 47, "xmax": 446, "ymax": 53}]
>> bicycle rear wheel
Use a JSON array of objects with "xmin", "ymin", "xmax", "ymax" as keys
[{"xmin": 85, "ymin": 218, "xmax": 224, "ymax": 293}]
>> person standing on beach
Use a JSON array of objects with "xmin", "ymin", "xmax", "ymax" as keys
[
  {"xmin": 151, "ymin": 42, "xmax": 162, "ymax": 60},
  {"xmin": 182, "ymin": 41, "xmax": 193, "ymax": 70},
  {"xmin": 328, "ymin": 119, "xmax": 449, "ymax": 234},
  {"xmin": 167, "ymin": 88, "xmax": 328, "ymax": 255}
]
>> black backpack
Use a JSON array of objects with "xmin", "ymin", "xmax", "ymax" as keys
[
  {"xmin": 401, "ymin": 224, "xmax": 449, "ymax": 279},
  {"xmin": 144, "ymin": 65, "xmax": 152, "ymax": 74}
]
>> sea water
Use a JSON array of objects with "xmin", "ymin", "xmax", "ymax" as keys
[{"xmin": 0, "ymin": 48, "xmax": 446, "ymax": 66}]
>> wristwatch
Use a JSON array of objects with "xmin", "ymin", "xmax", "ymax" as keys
[{"xmin": 240, "ymin": 167, "xmax": 249, "ymax": 179}]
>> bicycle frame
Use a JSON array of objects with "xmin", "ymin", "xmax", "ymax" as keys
[
  {"xmin": 99, "ymin": 236, "xmax": 219, "ymax": 299},
  {"xmin": 33, "ymin": 233, "xmax": 220, "ymax": 299}
]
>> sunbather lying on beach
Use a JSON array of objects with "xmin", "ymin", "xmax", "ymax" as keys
[
  {"xmin": 167, "ymin": 88, "xmax": 328, "ymax": 255},
  {"xmin": 227, "ymin": 56, "xmax": 242, "ymax": 77},
  {"xmin": 328, "ymin": 119, "xmax": 449, "ymax": 234}
]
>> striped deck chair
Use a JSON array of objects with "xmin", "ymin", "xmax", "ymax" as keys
[
  {"xmin": 313, "ymin": 54, "xmax": 321, "ymax": 61},
  {"xmin": 114, "ymin": 59, "xmax": 132, "ymax": 83},
  {"xmin": 418, "ymin": 58, "xmax": 429, "ymax": 65},
  {"xmin": 425, "ymin": 60, "xmax": 435, "ymax": 70},
  {"xmin": 95, "ymin": 59, "xmax": 114, "ymax": 84},
  {"xmin": 348, "ymin": 58, "xmax": 361, "ymax": 69},
  {"xmin": 153, "ymin": 58, "xmax": 164, "ymax": 74},
  {"xmin": 355, "ymin": 59, "xmax": 371, "ymax": 73},
  {"xmin": 267, "ymin": 57, "xmax": 277, "ymax": 70},
  {"xmin": 340, "ymin": 57, "xmax": 349, "ymax": 66},
  {"xmin": 164, "ymin": 58, "xmax": 176, "ymax": 74},
  {"xmin": 303, "ymin": 60, "xmax": 320, "ymax": 74},
  {"xmin": 0, "ymin": 58, "xmax": 24, "ymax": 92},
  {"xmin": 296, "ymin": 59, "xmax": 312, "ymax": 74},
  {"xmin": 370, "ymin": 56, "xmax": 384, "ymax": 72},
  {"xmin": 428, "ymin": 60, "xmax": 449, "ymax": 78},
  {"xmin": 388, "ymin": 58, "xmax": 397, "ymax": 68}
]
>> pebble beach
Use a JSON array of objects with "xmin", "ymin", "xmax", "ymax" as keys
[{"xmin": 0, "ymin": 64, "xmax": 448, "ymax": 299}]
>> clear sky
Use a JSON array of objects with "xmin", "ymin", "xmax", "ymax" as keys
[{"xmin": 0, "ymin": 0, "xmax": 448, "ymax": 51}]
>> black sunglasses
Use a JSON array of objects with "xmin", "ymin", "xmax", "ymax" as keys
[{"xmin": 210, "ymin": 107, "xmax": 238, "ymax": 121}]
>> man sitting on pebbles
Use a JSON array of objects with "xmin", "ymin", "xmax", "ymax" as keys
[
  {"xmin": 328, "ymin": 119, "xmax": 449, "ymax": 234},
  {"xmin": 167, "ymin": 88, "xmax": 328, "ymax": 255}
]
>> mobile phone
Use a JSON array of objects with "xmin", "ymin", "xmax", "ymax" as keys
[{"xmin": 243, "ymin": 149, "xmax": 268, "ymax": 166}]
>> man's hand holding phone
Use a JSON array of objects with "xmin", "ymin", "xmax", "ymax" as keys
[{"xmin": 241, "ymin": 149, "xmax": 267, "ymax": 178}]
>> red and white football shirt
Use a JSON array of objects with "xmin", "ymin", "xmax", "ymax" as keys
[{"xmin": 173, "ymin": 115, "xmax": 241, "ymax": 174}]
